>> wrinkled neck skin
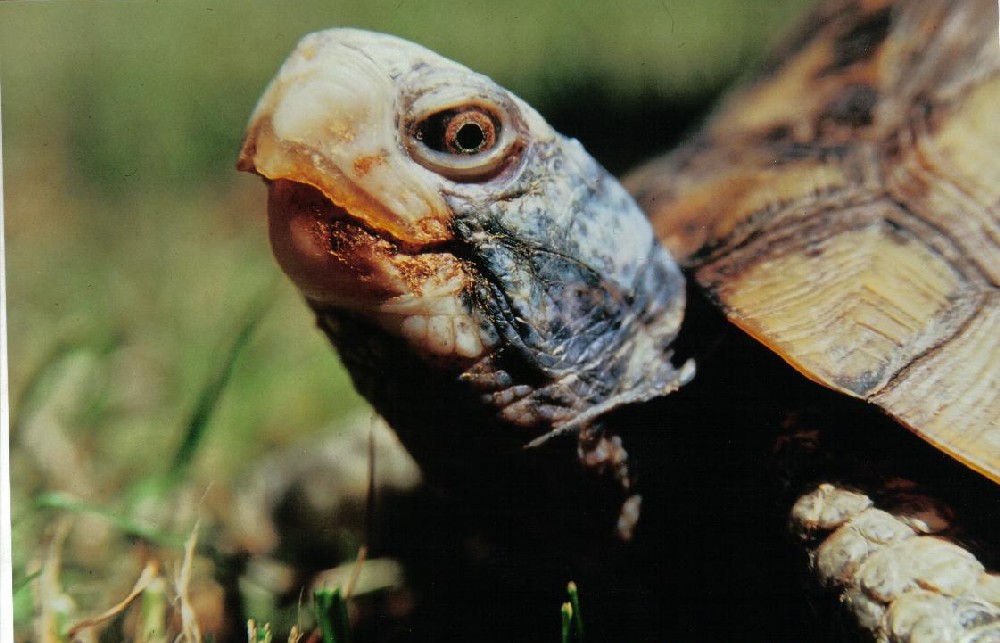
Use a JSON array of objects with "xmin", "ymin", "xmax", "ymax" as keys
[{"xmin": 312, "ymin": 135, "xmax": 691, "ymax": 538}]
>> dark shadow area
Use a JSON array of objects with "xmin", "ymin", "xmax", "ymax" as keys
[
  {"xmin": 247, "ymin": 283, "xmax": 1000, "ymax": 643},
  {"xmin": 537, "ymin": 80, "xmax": 724, "ymax": 177}
]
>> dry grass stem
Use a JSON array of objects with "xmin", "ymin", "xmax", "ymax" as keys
[
  {"xmin": 34, "ymin": 519, "xmax": 73, "ymax": 643},
  {"xmin": 343, "ymin": 546, "xmax": 368, "ymax": 600},
  {"xmin": 66, "ymin": 560, "xmax": 159, "ymax": 640},
  {"xmin": 174, "ymin": 522, "xmax": 202, "ymax": 643}
]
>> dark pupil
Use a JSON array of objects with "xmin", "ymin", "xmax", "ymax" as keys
[
  {"xmin": 416, "ymin": 108, "xmax": 497, "ymax": 156},
  {"xmin": 454, "ymin": 122, "xmax": 486, "ymax": 152}
]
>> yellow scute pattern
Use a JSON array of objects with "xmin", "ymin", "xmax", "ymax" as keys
[
  {"xmin": 719, "ymin": 218, "xmax": 975, "ymax": 397},
  {"xmin": 873, "ymin": 293, "xmax": 1000, "ymax": 482}
]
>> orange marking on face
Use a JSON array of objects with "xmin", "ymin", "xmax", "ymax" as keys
[{"xmin": 353, "ymin": 152, "xmax": 388, "ymax": 177}]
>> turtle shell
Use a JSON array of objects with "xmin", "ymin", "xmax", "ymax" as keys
[{"xmin": 625, "ymin": 0, "xmax": 1000, "ymax": 482}]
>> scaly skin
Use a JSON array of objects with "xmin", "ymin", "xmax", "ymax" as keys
[
  {"xmin": 792, "ymin": 484, "xmax": 1000, "ymax": 642},
  {"xmin": 239, "ymin": 24, "xmax": 999, "ymax": 643}
]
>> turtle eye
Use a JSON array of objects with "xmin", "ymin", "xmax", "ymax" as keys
[
  {"xmin": 408, "ymin": 105, "xmax": 517, "ymax": 181},
  {"xmin": 419, "ymin": 108, "xmax": 498, "ymax": 155}
]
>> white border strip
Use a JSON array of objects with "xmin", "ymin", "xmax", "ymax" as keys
[{"xmin": 0, "ymin": 79, "xmax": 14, "ymax": 643}]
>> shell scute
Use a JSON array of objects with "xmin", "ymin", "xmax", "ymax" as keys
[{"xmin": 625, "ymin": 0, "xmax": 1000, "ymax": 481}]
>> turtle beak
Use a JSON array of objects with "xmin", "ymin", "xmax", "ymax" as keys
[
  {"xmin": 236, "ymin": 30, "xmax": 457, "ymax": 309},
  {"xmin": 235, "ymin": 32, "xmax": 452, "ymax": 246},
  {"xmin": 260, "ymin": 178, "xmax": 418, "ymax": 307}
]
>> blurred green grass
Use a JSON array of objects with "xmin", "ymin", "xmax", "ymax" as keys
[{"xmin": 2, "ymin": 0, "xmax": 810, "ymax": 636}]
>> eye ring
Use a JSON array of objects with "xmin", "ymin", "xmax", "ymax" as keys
[
  {"xmin": 443, "ymin": 110, "xmax": 497, "ymax": 155},
  {"xmin": 407, "ymin": 103, "xmax": 520, "ymax": 182}
]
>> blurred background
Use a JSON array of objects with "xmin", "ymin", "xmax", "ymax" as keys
[{"xmin": 3, "ymin": 0, "xmax": 809, "ymax": 639}]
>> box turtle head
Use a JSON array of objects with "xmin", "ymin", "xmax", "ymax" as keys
[{"xmin": 237, "ymin": 28, "xmax": 692, "ymax": 461}]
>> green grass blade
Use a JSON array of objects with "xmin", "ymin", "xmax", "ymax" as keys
[
  {"xmin": 33, "ymin": 492, "xmax": 186, "ymax": 548},
  {"xmin": 140, "ymin": 577, "xmax": 169, "ymax": 643},
  {"xmin": 567, "ymin": 581, "xmax": 583, "ymax": 640},
  {"xmin": 10, "ymin": 335, "xmax": 120, "ymax": 439},
  {"xmin": 560, "ymin": 582, "xmax": 583, "ymax": 642},
  {"xmin": 12, "ymin": 570, "xmax": 40, "ymax": 597},
  {"xmin": 168, "ymin": 294, "xmax": 271, "ymax": 479},
  {"xmin": 560, "ymin": 602, "xmax": 573, "ymax": 643},
  {"xmin": 314, "ymin": 587, "xmax": 350, "ymax": 643}
]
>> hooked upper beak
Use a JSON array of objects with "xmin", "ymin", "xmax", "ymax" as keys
[{"xmin": 237, "ymin": 29, "xmax": 461, "ymax": 308}]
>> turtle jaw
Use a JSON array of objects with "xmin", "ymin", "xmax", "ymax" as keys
[
  {"xmin": 265, "ymin": 177, "xmax": 414, "ymax": 307},
  {"xmin": 260, "ymin": 176, "xmax": 494, "ymax": 363}
]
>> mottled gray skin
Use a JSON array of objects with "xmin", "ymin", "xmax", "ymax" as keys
[
  {"xmin": 310, "ymin": 132, "xmax": 690, "ymax": 532},
  {"xmin": 444, "ymin": 138, "xmax": 690, "ymax": 439}
]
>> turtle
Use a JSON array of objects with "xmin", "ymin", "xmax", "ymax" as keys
[{"xmin": 237, "ymin": 0, "xmax": 1000, "ymax": 640}]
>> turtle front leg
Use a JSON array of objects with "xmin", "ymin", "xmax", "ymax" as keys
[
  {"xmin": 771, "ymin": 415, "xmax": 1000, "ymax": 642},
  {"xmin": 791, "ymin": 483, "xmax": 1000, "ymax": 641}
]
